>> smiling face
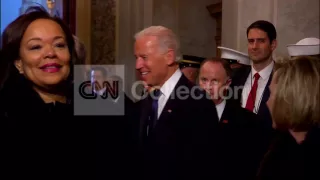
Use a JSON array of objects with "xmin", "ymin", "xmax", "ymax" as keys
[
  {"xmin": 135, "ymin": 35, "xmax": 170, "ymax": 87},
  {"xmin": 247, "ymin": 28, "xmax": 276, "ymax": 64},
  {"xmin": 15, "ymin": 18, "xmax": 70, "ymax": 89}
]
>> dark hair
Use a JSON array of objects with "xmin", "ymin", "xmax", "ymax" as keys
[
  {"xmin": 73, "ymin": 35, "xmax": 87, "ymax": 64},
  {"xmin": 246, "ymin": 20, "xmax": 277, "ymax": 42},
  {"xmin": 90, "ymin": 66, "xmax": 108, "ymax": 78},
  {"xmin": 200, "ymin": 58, "xmax": 233, "ymax": 78},
  {"xmin": 0, "ymin": 6, "xmax": 75, "ymax": 89},
  {"xmin": 109, "ymin": 75, "xmax": 123, "ymax": 85}
]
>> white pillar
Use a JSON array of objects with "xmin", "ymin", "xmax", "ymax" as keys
[{"xmin": 115, "ymin": 0, "xmax": 153, "ymax": 100}]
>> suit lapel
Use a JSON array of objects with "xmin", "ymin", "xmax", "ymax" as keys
[
  {"xmin": 258, "ymin": 71, "xmax": 273, "ymax": 115},
  {"xmin": 236, "ymin": 66, "xmax": 251, "ymax": 104},
  {"xmin": 158, "ymin": 75, "xmax": 191, "ymax": 122},
  {"xmin": 239, "ymin": 66, "xmax": 251, "ymax": 86},
  {"xmin": 220, "ymin": 101, "xmax": 232, "ymax": 125},
  {"xmin": 239, "ymin": 65, "xmax": 273, "ymax": 116},
  {"xmin": 139, "ymin": 75, "xmax": 192, "ymax": 140},
  {"xmin": 139, "ymin": 94, "xmax": 152, "ymax": 142},
  {"xmin": 158, "ymin": 99, "xmax": 175, "ymax": 123}
]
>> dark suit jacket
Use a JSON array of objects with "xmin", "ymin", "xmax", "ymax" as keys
[
  {"xmin": 217, "ymin": 100, "xmax": 273, "ymax": 180},
  {"xmin": 95, "ymin": 92, "xmax": 137, "ymax": 180},
  {"xmin": 231, "ymin": 65, "xmax": 273, "ymax": 127},
  {"xmin": 0, "ymin": 75, "xmax": 95, "ymax": 179},
  {"xmin": 0, "ymin": 75, "xmax": 136, "ymax": 180},
  {"xmin": 257, "ymin": 127, "xmax": 320, "ymax": 180},
  {"xmin": 136, "ymin": 74, "xmax": 219, "ymax": 180}
]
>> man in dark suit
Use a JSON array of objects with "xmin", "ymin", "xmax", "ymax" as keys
[
  {"xmin": 75, "ymin": 66, "xmax": 136, "ymax": 179},
  {"xmin": 106, "ymin": 74, "xmax": 135, "ymax": 112},
  {"xmin": 90, "ymin": 66, "xmax": 108, "ymax": 96},
  {"xmin": 198, "ymin": 58, "xmax": 272, "ymax": 179},
  {"xmin": 76, "ymin": 66, "xmax": 130, "ymax": 115},
  {"xmin": 217, "ymin": 46, "xmax": 251, "ymax": 77},
  {"xmin": 231, "ymin": 20, "xmax": 277, "ymax": 127},
  {"xmin": 134, "ymin": 26, "xmax": 219, "ymax": 180},
  {"xmin": 179, "ymin": 55, "xmax": 205, "ymax": 84}
]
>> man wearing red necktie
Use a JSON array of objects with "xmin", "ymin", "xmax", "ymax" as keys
[{"xmin": 231, "ymin": 20, "xmax": 277, "ymax": 127}]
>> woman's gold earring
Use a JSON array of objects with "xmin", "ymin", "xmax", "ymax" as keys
[
  {"xmin": 17, "ymin": 66, "xmax": 23, "ymax": 74},
  {"xmin": 14, "ymin": 61, "xmax": 23, "ymax": 74}
]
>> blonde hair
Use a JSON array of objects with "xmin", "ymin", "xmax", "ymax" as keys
[
  {"xmin": 134, "ymin": 26, "xmax": 181, "ymax": 62},
  {"xmin": 272, "ymin": 56, "xmax": 320, "ymax": 131}
]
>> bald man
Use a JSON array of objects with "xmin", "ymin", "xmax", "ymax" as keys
[{"xmin": 199, "ymin": 58, "xmax": 272, "ymax": 180}]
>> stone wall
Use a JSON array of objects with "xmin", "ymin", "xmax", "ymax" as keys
[
  {"xmin": 153, "ymin": 0, "xmax": 220, "ymax": 58},
  {"xmin": 222, "ymin": 0, "xmax": 320, "ymax": 58},
  {"xmin": 276, "ymin": 0, "xmax": 319, "ymax": 57}
]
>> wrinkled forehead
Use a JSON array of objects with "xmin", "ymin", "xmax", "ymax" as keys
[
  {"xmin": 200, "ymin": 62, "xmax": 228, "ymax": 78},
  {"xmin": 135, "ymin": 36, "xmax": 162, "ymax": 53}
]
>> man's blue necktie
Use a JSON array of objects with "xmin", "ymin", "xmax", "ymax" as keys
[{"xmin": 149, "ymin": 89, "xmax": 161, "ymax": 134}]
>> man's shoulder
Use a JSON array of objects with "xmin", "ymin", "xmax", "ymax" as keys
[
  {"xmin": 234, "ymin": 64, "xmax": 251, "ymax": 75},
  {"xmin": 232, "ymin": 65, "xmax": 251, "ymax": 83},
  {"xmin": 174, "ymin": 75, "xmax": 207, "ymax": 98},
  {"xmin": 225, "ymin": 100, "xmax": 257, "ymax": 121},
  {"xmin": 173, "ymin": 82, "xmax": 217, "ymax": 117},
  {"xmin": 173, "ymin": 82, "xmax": 211, "ymax": 104},
  {"xmin": 124, "ymin": 93, "xmax": 134, "ymax": 105}
]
